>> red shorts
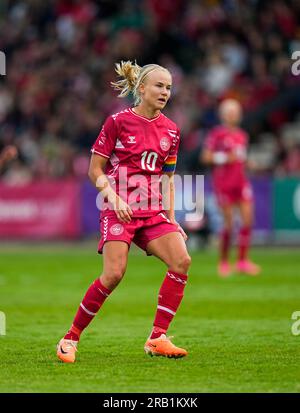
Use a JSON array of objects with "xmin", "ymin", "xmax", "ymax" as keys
[
  {"xmin": 98, "ymin": 211, "xmax": 179, "ymax": 255},
  {"xmin": 214, "ymin": 181, "xmax": 253, "ymax": 207}
]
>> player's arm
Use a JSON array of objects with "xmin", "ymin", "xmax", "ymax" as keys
[
  {"xmin": 88, "ymin": 154, "xmax": 132, "ymax": 223},
  {"xmin": 161, "ymin": 171, "xmax": 175, "ymax": 222},
  {"xmin": 162, "ymin": 171, "xmax": 187, "ymax": 241},
  {"xmin": 161, "ymin": 128, "xmax": 187, "ymax": 240},
  {"xmin": 201, "ymin": 148, "xmax": 236, "ymax": 165}
]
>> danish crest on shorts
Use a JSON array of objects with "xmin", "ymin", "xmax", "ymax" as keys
[
  {"xmin": 160, "ymin": 137, "xmax": 171, "ymax": 151},
  {"xmin": 110, "ymin": 223, "xmax": 124, "ymax": 235}
]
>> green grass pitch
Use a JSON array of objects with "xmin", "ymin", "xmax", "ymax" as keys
[{"xmin": 0, "ymin": 243, "xmax": 299, "ymax": 393}]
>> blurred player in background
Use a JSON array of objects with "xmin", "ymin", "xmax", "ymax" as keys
[
  {"xmin": 201, "ymin": 99, "xmax": 261, "ymax": 278},
  {"xmin": 57, "ymin": 61, "xmax": 191, "ymax": 363},
  {"xmin": 0, "ymin": 145, "xmax": 17, "ymax": 172}
]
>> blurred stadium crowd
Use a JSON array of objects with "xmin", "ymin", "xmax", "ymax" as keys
[{"xmin": 1, "ymin": 0, "xmax": 300, "ymax": 185}]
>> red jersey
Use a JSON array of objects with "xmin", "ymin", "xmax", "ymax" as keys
[
  {"xmin": 204, "ymin": 125, "xmax": 248, "ymax": 190},
  {"xmin": 91, "ymin": 108, "xmax": 180, "ymax": 218}
]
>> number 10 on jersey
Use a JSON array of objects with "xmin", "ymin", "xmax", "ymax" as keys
[{"xmin": 141, "ymin": 151, "xmax": 158, "ymax": 171}]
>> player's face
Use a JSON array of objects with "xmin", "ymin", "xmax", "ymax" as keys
[
  {"xmin": 139, "ymin": 70, "xmax": 172, "ymax": 111},
  {"xmin": 219, "ymin": 100, "xmax": 242, "ymax": 126}
]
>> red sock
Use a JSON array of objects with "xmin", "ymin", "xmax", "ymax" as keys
[
  {"xmin": 238, "ymin": 226, "xmax": 251, "ymax": 261},
  {"xmin": 150, "ymin": 270, "xmax": 188, "ymax": 339},
  {"xmin": 220, "ymin": 229, "xmax": 231, "ymax": 262},
  {"xmin": 64, "ymin": 278, "xmax": 111, "ymax": 341}
]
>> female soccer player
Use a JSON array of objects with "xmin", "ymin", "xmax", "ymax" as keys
[
  {"xmin": 57, "ymin": 61, "xmax": 191, "ymax": 362},
  {"xmin": 201, "ymin": 99, "xmax": 261, "ymax": 277}
]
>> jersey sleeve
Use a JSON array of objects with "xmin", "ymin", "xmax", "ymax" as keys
[
  {"xmin": 162, "ymin": 128, "xmax": 180, "ymax": 173},
  {"xmin": 91, "ymin": 116, "xmax": 118, "ymax": 159}
]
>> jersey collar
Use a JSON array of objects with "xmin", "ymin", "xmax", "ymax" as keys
[{"xmin": 129, "ymin": 107, "xmax": 161, "ymax": 122}]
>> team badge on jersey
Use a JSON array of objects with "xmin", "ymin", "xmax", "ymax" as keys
[
  {"xmin": 160, "ymin": 137, "xmax": 171, "ymax": 151},
  {"xmin": 110, "ymin": 223, "xmax": 124, "ymax": 235}
]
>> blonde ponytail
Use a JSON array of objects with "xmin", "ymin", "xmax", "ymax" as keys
[
  {"xmin": 111, "ymin": 60, "xmax": 170, "ymax": 105},
  {"xmin": 111, "ymin": 60, "xmax": 141, "ymax": 99}
]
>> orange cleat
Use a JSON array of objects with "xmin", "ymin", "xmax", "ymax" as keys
[
  {"xmin": 144, "ymin": 334, "xmax": 188, "ymax": 358},
  {"xmin": 57, "ymin": 338, "xmax": 78, "ymax": 363},
  {"xmin": 218, "ymin": 261, "xmax": 232, "ymax": 278},
  {"xmin": 235, "ymin": 260, "xmax": 261, "ymax": 276}
]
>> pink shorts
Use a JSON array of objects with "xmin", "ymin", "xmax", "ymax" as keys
[
  {"xmin": 98, "ymin": 211, "xmax": 179, "ymax": 255},
  {"xmin": 215, "ymin": 181, "xmax": 253, "ymax": 207}
]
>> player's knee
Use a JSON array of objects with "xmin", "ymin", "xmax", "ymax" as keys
[
  {"xmin": 183, "ymin": 254, "xmax": 192, "ymax": 272},
  {"xmin": 103, "ymin": 265, "xmax": 126, "ymax": 289},
  {"xmin": 174, "ymin": 254, "xmax": 191, "ymax": 274},
  {"xmin": 111, "ymin": 267, "xmax": 126, "ymax": 285}
]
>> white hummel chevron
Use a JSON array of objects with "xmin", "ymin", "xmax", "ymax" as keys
[
  {"xmin": 103, "ymin": 217, "xmax": 109, "ymax": 242},
  {"xmin": 168, "ymin": 129, "xmax": 177, "ymax": 138},
  {"xmin": 167, "ymin": 272, "xmax": 187, "ymax": 284}
]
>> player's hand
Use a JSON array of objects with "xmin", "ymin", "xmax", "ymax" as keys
[{"xmin": 112, "ymin": 195, "xmax": 133, "ymax": 223}]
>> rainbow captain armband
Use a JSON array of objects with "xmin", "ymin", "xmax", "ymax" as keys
[{"xmin": 162, "ymin": 155, "xmax": 177, "ymax": 172}]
